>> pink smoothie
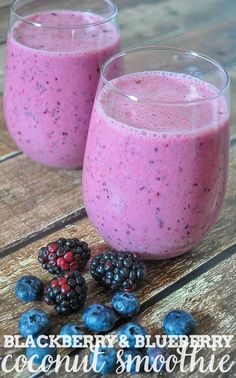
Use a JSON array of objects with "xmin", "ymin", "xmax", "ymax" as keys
[
  {"xmin": 83, "ymin": 71, "xmax": 230, "ymax": 259},
  {"xmin": 4, "ymin": 11, "xmax": 120, "ymax": 168}
]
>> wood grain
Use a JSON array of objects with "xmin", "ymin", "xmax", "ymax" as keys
[
  {"xmin": 0, "ymin": 97, "xmax": 18, "ymax": 159},
  {"xmin": 0, "ymin": 144, "xmax": 235, "ymax": 371},
  {"xmin": 0, "ymin": 1, "xmax": 11, "ymax": 8},
  {"xmin": 0, "ymin": 155, "xmax": 83, "ymax": 251},
  {"xmin": 0, "ymin": 246, "xmax": 234, "ymax": 377},
  {"xmin": 46, "ymin": 253, "xmax": 236, "ymax": 378},
  {"xmin": 0, "ymin": 6, "xmax": 9, "ymax": 44}
]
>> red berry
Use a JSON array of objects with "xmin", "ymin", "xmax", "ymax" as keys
[
  {"xmin": 48, "ymin": 243, "xmax": 58, "ymax": 253},
  {"xmin": 58, "ymin": 277, "xmax": 67, "ymax": 285},
  {"xmin": 51, "ymin": 280, "xmax": 59, "ymax": 288},
  {"xmin": 70, "ymin": 261, "xmax": 78, "ymax": 270},
  {"xmin": 61, "ymin": 284, "xmax": 70, "ymax": 295},
  {"xmin": 64, "ymin": 252, "xmax": 74, "ymax": 263},
  {"xmin": 57, "ymin": 257, "xmax": 65, "ymax": 267},
  {"xmin": 61, "ymin": 263, "xmax": 70, "ymax": 271}
]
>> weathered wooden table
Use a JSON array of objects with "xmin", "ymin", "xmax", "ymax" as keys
[{"xmin": 0, "ymin": 1, "xmax": 235, "ymax": 377}]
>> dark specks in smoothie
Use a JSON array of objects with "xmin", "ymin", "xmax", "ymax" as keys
[
  {"xmin": 140, "ymin": 186, "xmax": 145, "ymax": 191},
  {"xmin": 185, "ymin": 224, "xmax": 189, "ymax": 229},
  {"xmin": 57, "ymin": 101, "xmax": 60, "ymax": 106},
  {"xmin": 193, "ymin": 183, "xmax": 198, "ymax": 187},
  {"xmin": 126, "ymin": 230, "xmax": 130, "ymax": 235},
  {"xmin": 62, "ymin": 132, "xmax": 68, "ymax": 136},
  {"xmin": 103, "ymin": 29, "xmax": 109, "ymax": 33},
  {"xmin": 97, "ymin": 68, "xmax": 100, "ymax": 73},
  {"xmin": 51, "ymin": 12, "xmax": 57, "ymax": 16},
  {"xmin": 156, "ymin": 192, "xmax": 160, "ymax": 197},
  {"xmin": 158, "ymin": 219, "xmax": 164, "ymax": 228},
  {"xmin": 154, "ymin": 147, "xmax": 158, "ymax": 152},
  {"xmin": 179, "ymin": 166, "xmax": 183, "ymax": 173},
  {"xmin": 149, "ymin": 160, "xmax": 154, "ymax": 164}
]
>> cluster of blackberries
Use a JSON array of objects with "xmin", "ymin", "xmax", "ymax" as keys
[{"xmin": 15, "ymin": 236, "xmax": 196, "ymax": 373}]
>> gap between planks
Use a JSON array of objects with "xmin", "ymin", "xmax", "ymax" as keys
[
  {"xmin": 1, "ymin": 132, "xmax": 236, "ymax": 258},
  {"xmin": 18, "ymin": 251, "xmax": 235, "ymax": 378}
]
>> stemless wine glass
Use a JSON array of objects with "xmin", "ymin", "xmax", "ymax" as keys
[
  {"xmin": 83, "ymin": 46, "xmax": 230, "ymax": 259},
  {"xmin": 4, "ymin": 0, "xmax": 120, "ymax": 169}
]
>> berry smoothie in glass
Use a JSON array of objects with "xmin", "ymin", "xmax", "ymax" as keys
[
  {"xmin": 4, "ymin": 0, "xmax": 120, "ymax": 168},
  {"xmin": 83, "ymin": 47, "xmax": 230, "ymax": 259}
]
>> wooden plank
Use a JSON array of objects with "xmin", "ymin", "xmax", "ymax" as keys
[
  {"xmin": 0, "ymin": 6, "xmax": 9, "ymax": 44},
  {"xmin": 0, "ymin": 155, "xmax": 84, "ymax": 251},
  {"xmin": 146, "ymin": 16, "xmax": 236, "ymax": 67},
  {"xmin": 46, "ymin": 254, "xmax": 236, "ymax": 378},
  {"xmin": 0, "ymin": 143, "xmax": 235, "ymax": 357},
  {"xmin": 0, "ymin": 1, "xmax": 11, "ymax": 8},
  {"xmin": 119, "ymin": 0, "xmax": 236, "ymax": 48},
  {"xmin": 0, "ymin": 241, "xmax": 234, "ymax": 377},
  {"xmin": 0, "ymin": 44, "xmax": 5, "ymax": 96},
  {"xmin": 0, "ymin": 97, "xmax": 18, "ymax": 159}
]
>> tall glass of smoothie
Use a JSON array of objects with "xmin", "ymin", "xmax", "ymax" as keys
[
  {"xmin": 4, "ymin": 0, "xmax": 120, "ymax": 168},
  {"xmin": 83, "ymin": 47, "xmax": 230, "ymax": 259}
]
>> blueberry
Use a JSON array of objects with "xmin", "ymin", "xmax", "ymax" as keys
[
  {"xmin": 147, "ymin": 347, "xmax": 169, "ymax": 371},
  {"xmin": 83, "ymin": 304, "xmax": 117, "ymax": 332},
  {"xmin": 163, "ymin": 309, "xmax": 196, "ymax": 336},
  {"xmin": 112, "ymin": 292, "xmax": 140, "ymax": 318},
  {"xmin": 60, "ymin": 323, "xmax": 84, "ymax": 347},
  {"xmin": 89, "ymin": 346, "xmax": 117, "ymax": 375},
  {"xmin": 122, "ymin": 349, "xmax": 144, "ymax": 374},
  {"xmin": 26, "ymin": 338, "xmax": 57, "ymax": 365},
  {"xmin": 117, "ymin": 322, "xmax": 147, "ymax": 349},
  {"xmin": 19, "ymin": 309, "xmax": 51, "ymax": 338},
  {"xmin": 15, "ymin": 276, "xmax": 44, "ymax": 302}
]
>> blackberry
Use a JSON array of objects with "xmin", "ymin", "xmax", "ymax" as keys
[
  {"xmin": 43, "ymin": 271, "xmax": 87, "ymax": 315},
  {"xmin": 38, "ymin": 238, "xmax": 91, "ymax": 275},
  {"xmin": 90, "ymin": 251, "xmax": 146, "ymax": 291}
]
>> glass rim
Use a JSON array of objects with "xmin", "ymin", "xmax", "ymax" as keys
[
  {"xmin": 101, "ymin": 46, "xmax": 230, "ymax": 106},
  {"xmin": 10, "ymin": 0, "xmax": 117, "ymax": 30}
]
